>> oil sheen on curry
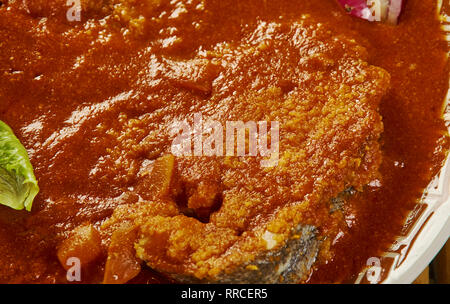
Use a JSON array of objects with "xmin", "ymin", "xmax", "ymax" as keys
[{"xmin": 0, "ymin": 0, "xmax": 448, "ymax": 283}]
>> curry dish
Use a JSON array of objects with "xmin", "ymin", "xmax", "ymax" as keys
[{"xmin": 0, "ymin": 0, "xmax": 448, "ymax": 283}]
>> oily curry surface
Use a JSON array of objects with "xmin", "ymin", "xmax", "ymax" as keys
[{"xmin": 0, "ymin": 0, "xmax": 448, "ymax": 283}]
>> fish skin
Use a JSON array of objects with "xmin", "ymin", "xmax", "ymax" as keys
[
  {"xmin": 168, "ymin": 190, "xmax": 353, "ymax": 284},
  {"xmin": 168, "ymin": 225, "xmax": 319, "ymax": 284}
]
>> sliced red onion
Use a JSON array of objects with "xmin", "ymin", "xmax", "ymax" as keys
[
  {"xmin": 337, "ymin": 0, "xmax": 374, "ymax": 21},
  {"xmin": 337, "ymin": 0, "xmax": 404, "ymax": 24}
]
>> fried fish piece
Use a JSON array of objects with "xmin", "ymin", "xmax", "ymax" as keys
[{"xmin": 101, "ymin": 17, "xmax": 390, "ymax": 283}]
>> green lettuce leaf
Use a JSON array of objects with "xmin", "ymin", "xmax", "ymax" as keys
[{"xmin": 0, "ymin": 120, "xmax": 39, "ymax": 211}]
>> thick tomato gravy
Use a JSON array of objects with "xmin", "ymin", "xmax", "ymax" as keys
[{"xmin": 0, "ymin": 0, "xmax": 448, "ymax": 283}]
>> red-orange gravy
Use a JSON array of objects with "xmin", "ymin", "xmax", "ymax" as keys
[{"xmin": 0, "ymin": 0, "xmax": 448, "ymax": 283}]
